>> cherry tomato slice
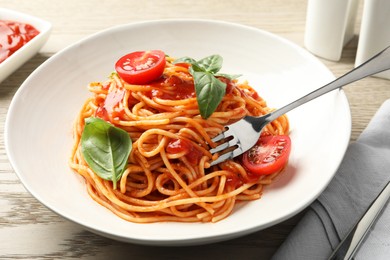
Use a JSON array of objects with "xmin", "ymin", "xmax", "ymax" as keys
[
  {"xmin": 242, "ymin": 135, "xmax": 291, "ymax": 175},
  {"xmin": 115, "ymin": 50, "xmax": 166, "ymax": 85}
]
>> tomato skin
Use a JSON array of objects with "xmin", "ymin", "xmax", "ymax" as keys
[
  {"xmin": 241, "ymin": 135, "xmax": 291, "ymax": 175},
  {"xmin": 115, "ymin": 50, "xmax": 166, "ymax": 85}
]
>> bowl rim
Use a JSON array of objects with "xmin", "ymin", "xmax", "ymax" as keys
[{"xmin": 4, "ymin": 19, "xmax": 352, "ymax": 246}]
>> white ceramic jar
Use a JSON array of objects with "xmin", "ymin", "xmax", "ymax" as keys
[
  {"xmin": 304, "ymin": 0, "xmax": 359, "ymax": 61},
  {"xmin": 355, "ymin": 0, "xmax": 390, "ymax": 80}
]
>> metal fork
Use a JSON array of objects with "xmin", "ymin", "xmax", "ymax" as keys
[{"xmin": 209, "ymin": 46, "xmax": 390, "ymax": 166}]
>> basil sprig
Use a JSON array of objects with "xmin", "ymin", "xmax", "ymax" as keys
[
  {"xmin": 81, "ymin": 117, "xmax": 132, "ymax": 189},
  {"xmin": 174, "ymin": 55, "xmax": 241, "ymax": 119}
]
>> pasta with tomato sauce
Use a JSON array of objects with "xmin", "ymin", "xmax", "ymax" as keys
[{"xmin": 69, "ymin": 51, "xmax": 290, "ymax": 223}]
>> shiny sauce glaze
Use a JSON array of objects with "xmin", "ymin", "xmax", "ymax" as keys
[
  {"xmin": 148, "ymin": 75, "xmax": 196, "ymax": 100},
  {"xmin": 95, "ymin": 88, "xmax": 126, "ymax": 122},
  {"xmin": 166, "ymin": 138, "xmax": 203, "ymax": 165}
]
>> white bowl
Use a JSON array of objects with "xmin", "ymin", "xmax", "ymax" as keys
[
  {"xmin": 0, "ymin": 8, "xmax": 51, "ymax": 83},
  {"xmin": 5, "ymin": 20, "xmax": 351, "ymax": 246}
]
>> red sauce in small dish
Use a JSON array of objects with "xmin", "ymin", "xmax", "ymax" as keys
[{"xmin": 0, "ymin": 20, "xmax": 40, "ymax": 63}]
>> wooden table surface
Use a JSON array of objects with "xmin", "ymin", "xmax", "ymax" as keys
[{"xmin": 1, "ymin": 0, "xmax": 390, "ymax": 259}]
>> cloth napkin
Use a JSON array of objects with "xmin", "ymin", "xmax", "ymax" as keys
[{"xmin": 272, "ymin": 99, "xmax": 390, "ymax": 260}]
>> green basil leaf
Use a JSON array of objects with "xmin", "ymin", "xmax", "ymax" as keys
[
  {"xmin": 173, "ymin": 54, "xmax": 238, "ymax": 119},
  {"xmin": 81, "ymin": 117, "xmax": 132, "ymax": 189},
  {"xmin": 196, "ymin": 54, "xmax": 223, "ymax": 73},
  {"xmin": 174, "ymin": 55, "xmax": 223, "ymax": 74},
  {"xmin": 189, "ymin": 63, "xmax": 206, "ymax": 73},
  {"xmin": 172, "ymin": 56, "xmax": 197, "ymax": 64},
  {"xmin": 215, "ymin": 73, "xmax": 242, "ymax": 80},
  {"xmin": 174, "ymin": 57, "xmax": 206, "ymax": 74},
  {"xmin": 193, "ymin": 71, "xmax": 226, "ymax": 119}
]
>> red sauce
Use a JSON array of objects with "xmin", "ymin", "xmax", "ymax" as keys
[
  {"xmin": 217, "ymin": 77, "xmax": 237, "ymax": 94},
  {"xmin": 101, "ymin": 81, "xmax": 111, "ymax": 90},
  {"xmin": 0, "ymin": 20, "xmax": 40, "ymax": 63},
  {"xmin": 95, "ymin": 106, "xmax": 109, "ymax": 121},
  {"xmin": 226, "ymin": 174, "xmax": 243, "ymax": 189},
  {"xmin": 166, "ymin": 138, "xmax": 203, "ymax": 164},
  {"xmin": 95, "ymin": 88, "xmax": 125, "ymax": 121},
  {"xmin": 218, "ymin": 77, "xmax": 262, "ymax": 101},
  {"xmin": 148, "ymin": 75, "xmax": 196, "ymax": 100},
  {"xmin": 218, "ymin": 161, "xmax": 259, "ymax": 189},
  {"xmin": 174, "ymin": 63, "xmax": 191, "ymax": 69},
  {"xmin": 244, "ymin": 171, "xmax": 262, "ymax": 183},
  {"xmin": 221, "ymin": 167, "xmax": 263, "ymax": 190}
]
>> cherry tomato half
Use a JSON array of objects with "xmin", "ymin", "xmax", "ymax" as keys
[
  {"xmin": 242, "ymin": 135, "xmax": 291, "ymax": 175},
  {"xmin": 115, "ymin": 50, "xmax": 166, "ymax": 85}
]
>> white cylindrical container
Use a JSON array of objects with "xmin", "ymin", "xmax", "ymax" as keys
[
  {"xmin": 304, "ymin": 0, "xmax": 359, "ymax": 61},
  {"xmin": 355, "ymin": 0, "xmax": 390, "ymax": 80}
]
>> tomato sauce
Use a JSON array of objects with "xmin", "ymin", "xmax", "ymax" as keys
[
  {"xmin": 148, "ymin": 75, "xmax": 196, "ymax": 100},
  {"xmin": 244, "ymin": 171, "xmax": 263, "ymax": 183},
  {"xmin": 226, "ymin": 174, "xmax": 243, "ymax": 189},
  {"xmin": 166, "ymin": 138, "xmax": 203, "ymax": 164},
  {"xmin": 0, "ymin": 20, "xmax": 40, "ymax": 63},
  {"xmin": 217, "ymin": 77, "xmax": 237, "ymax": 94},
  {"xmin": 95, "ymin": 88, "xmax": 125, "ymax": 121}
]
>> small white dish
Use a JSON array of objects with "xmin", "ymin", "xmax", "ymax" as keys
[
  {"xmin": 5, "ymin": 20, "xmax": 351, "ymax": 246},
  {"xmin": 0, "ymin": 8, "xmax": 51, "ymax": 83}
]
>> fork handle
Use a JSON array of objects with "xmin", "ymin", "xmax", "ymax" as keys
[{"xmin": 265, "ymin": 45, "xmax": 390, "ymax": 123}]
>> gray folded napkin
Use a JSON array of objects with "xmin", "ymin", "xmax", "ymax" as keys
[{"xmin": 272, "ymin": 99, "xmax": 390, "ymax": 260}]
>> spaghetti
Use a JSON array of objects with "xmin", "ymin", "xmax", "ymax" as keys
[{"xmin": 69, "ymin": 54, "xmax": 289, "ymax": 223}]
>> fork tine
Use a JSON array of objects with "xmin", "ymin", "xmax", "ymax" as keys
[
  {"xmin": 211, "ymin": 132, "xmax": 226, "ymax": 143},
  {"xmin": 209, "ymin": 141, "xmax": 231, "ymax": 154},
  {"xmin": 211, "ymin": 126, "xmax": 235, "ymax": 143},
  {"xmin": 209, "ymin": 150, "xmax": 235, "ymax": 166},
  {"xmin": 210, "ymin": 127, "xmax": 238, "ymax": 154},
  {"xmin": 209, "ymin": 116, "xmax": 261, "ymax": 166},
  {"xmin": 210, "ymin": 132, "xmax": 239, "ymax": 155},
  {"xmin": 211, "ymin": 126, "xmax": 232, "ymax": 143}
]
